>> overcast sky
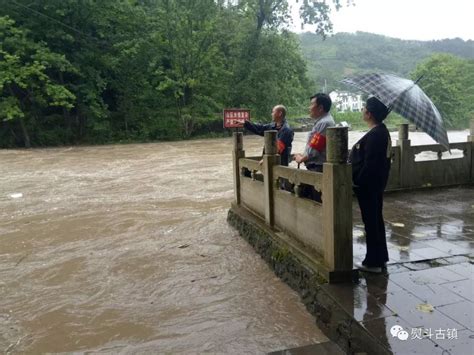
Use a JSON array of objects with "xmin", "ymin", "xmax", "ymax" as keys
[{"xmin": 290, "ymin": 0, "xmax": 474, "ymax": 41}]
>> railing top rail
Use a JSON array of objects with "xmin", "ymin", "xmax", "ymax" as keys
[
  {"xmin": 411, "ymin": 142, "xmax": 470, "ymax": 154},
  {"xmin": 245, "ymin": 156, "xmax": 262, "ymax": 160},
  {"xmin": 240, "ymin": 158, "xmax": 262, "ymax": 173},
  {"xmin": 274, "ymin": 165, "xmax": 322, "ymax": 190}
]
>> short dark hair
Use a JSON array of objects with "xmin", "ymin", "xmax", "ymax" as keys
[
  {"xmin": 366, "ymin": 96, "xmax": 389, "ymax": 123},
  {"xmin": 310, "ymin": 93, "xmax": 332, "ymax": 112}
]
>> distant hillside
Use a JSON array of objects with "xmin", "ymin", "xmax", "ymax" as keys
[{"xmin": 299, "ymin": 31, "xmax": 474, "ymax": 91}]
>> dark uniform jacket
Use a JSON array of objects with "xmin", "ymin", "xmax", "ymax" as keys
[
  {"xmin": 244, "ymin": 119, "xmax": 294, "ymax": 166},
  {"xmin": 349, "ymin": 123, "xmax": 392, "ymax": 192}
]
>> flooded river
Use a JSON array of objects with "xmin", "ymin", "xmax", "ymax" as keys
[{"xmin": 0, "ymin": 129, "xmax": 469, "ymax": 353}]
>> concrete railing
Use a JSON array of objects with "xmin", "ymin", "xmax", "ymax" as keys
[
  {"xmin": 231, "ymin": 119, "xmax": 473, "ymax": 282},
  {"xmin": 387, "ymin": 121, "xmax": 474, "ymax": 190},
  {"xmin": 232, "ymin": 128, "xmax": 353, "ymax": 280}
]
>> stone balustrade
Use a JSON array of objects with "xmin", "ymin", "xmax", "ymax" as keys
[
  {"xmin": 229, "ymin": 119, "xmax": 474, "ymax": 283},
  {"xmin": 231, "ymin": 127, "xmax": 354, "ymax": 282},
  {"xmin": 388, "ymin": 121, "xmax": 474, "ymax": 190}
]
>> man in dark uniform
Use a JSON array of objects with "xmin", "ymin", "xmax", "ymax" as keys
[
  {"xmin": 349, "ymin": 97, "xmax": 392, "ymax": 273},
  {"xmin": 244, "ymin": 105, "xmax": 294, "ymax": 166}
]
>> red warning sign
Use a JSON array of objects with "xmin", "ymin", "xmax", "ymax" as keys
[{"xmin": 223, "ymin": 109, "xmax": 250, "ymax": 128}]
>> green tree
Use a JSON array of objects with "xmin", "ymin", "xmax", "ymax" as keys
[
  {"xmin": 3, "ymin": 0, "xmax": 152, "ymax": 143},
  {"xmin": 233, "ymin": 31, "xmax": 311, "ymax": 118},
  {"xmin": 0, "ymin": 16, "xmax": 75, "ymax": 147},
  {"xmin": 153, "ymin": 0, "xmax": 231, "ymax": 137},
  {"xmin": 230, "ymin": 0, "xmax": 343, "ymax": 118},
  {"xmin": 299, "ymin": 31, "xmax": 474, "ymax": 94},
  {"xmin": 411, "ymin": 53, "xmax": 474, "ymax": 128},
  {"xmin": 0, "ymin": 0, "xmax": 346, "ymax": 147}
]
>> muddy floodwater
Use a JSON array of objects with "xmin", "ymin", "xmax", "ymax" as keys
[{"xmin": 0, "ymin": 129, "xmax": 469, "ymax": 353}]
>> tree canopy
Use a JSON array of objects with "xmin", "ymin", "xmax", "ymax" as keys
[
  {"xmin": 1, "ymin": 0, "xmax": 346, "ymax": 147},
  {"xmin": 299, "ymin": 31, "xmax": 474, "ymax": 93},
  {"xmin": 298, "ymin": 31, "xmax": 474, "ymax": 129},
  {"xmin": 412, "ymin": 54, "xmax": 474, "ymax": 128},
  {"xmin": 1, "ymin": 1, "xmax": 472, "ymax": 147}
]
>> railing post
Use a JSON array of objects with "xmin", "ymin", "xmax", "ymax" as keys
[
  {"xmin": 397, "ymin": 123, "xmax": 412, "ymax": 188},
  {"xmin": 263, "ymin": 131, "xmax": 280, "ymax": 227},
  {"xmin": 232, "ymin": 132, "xmax": 245, "ymax": 205},
  {"xmin": 398, "ymin": 123, "xmax": 409, "ymax": 141},
  {"xmin": 469, "ymin": 119, "xmax": 474, "ymax": 182},
  {"xmin": 469, "ymin": 119, "xmax": 474, "ymax": 142},
  {"xmin": 323, "ymin": 127, "xmax": 353, "ymax": 277}
]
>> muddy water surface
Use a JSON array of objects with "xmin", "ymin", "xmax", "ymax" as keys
[
  {"xmin": 0, "ymin": 129, "xmax": 468, "ymax": 353},
  {"xmin": 1, "ymin": 138, "xmax": 325, "ymax": 353}
]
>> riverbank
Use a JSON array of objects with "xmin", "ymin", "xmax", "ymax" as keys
[{"xmin": 2, "ymin": 112, "xmax": 471, "ymax": 149}]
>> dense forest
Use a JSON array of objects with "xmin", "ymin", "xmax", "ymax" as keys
[
  {"xmin": 1, "ymin": 1, "xmax": 473, "ymax": 148},
  {"xmin": 2, "ymin": 0, "xmax": 339, "ymax": 147}
]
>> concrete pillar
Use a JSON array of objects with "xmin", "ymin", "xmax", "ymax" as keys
[
  {"xmin": 322, "ymin": 127, "xmax": 353, "ymax": 274},
  {"xmin": 327, "ymin": 126, "xmax": 349, "ymax": 163},
  {"xmin": 398, "ymin": 123, "xmax": 409, "ymax": 141},
  {"xmin": 469, "ymin": 119, "xmax": 474, "ymax": 182},
  {"xmin": 263, "ymin": 131, "xmax": 280, "ymax": 227},
  {"xmin": 232, "ymin": 132, "xmax": 245, "ymax": 205},
  {"xmin": 469, "ymin": 119, "xmax": 474, "ymax": 142},
  {"xmin": 397, "ymin": 123, "xmax": 412, "ymax": 188}
]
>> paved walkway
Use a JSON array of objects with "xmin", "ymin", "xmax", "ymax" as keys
[{"xmin": 275, "ymin": 186, "xmax": 473, "ymax": 354}]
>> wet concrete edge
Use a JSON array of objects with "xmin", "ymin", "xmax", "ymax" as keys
[{"xmin": 227, "ymin": 205, "xmax": 392, "ymax": 355}]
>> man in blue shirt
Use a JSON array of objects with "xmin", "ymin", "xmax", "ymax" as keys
[
  {"xmin": 294, "ymin": 93, "xmax": 335, "ymax": 172},
  {"xmin": 293, "ymin": 93, "xmax": 335, "ymax": 202},
  {"xmin": 244, "ymin": 105, "xmax": 294, "ymax": 166}
]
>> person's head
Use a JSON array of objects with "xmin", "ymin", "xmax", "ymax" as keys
[
  {"xmin": 272, "ymin": 105, "xmax": 287, "ymax": 124},
  {"xmin": 364, "ymin": 96, "xmax": 389, "ymax": 124},
  {"xmin": 309, "ymin": 93, "xmax": 332, "ymax": 119}
]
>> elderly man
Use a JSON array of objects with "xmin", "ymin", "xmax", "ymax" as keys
[{"xmin": 244, "ymin": 105, "xmax": 294, "ymax": 166}]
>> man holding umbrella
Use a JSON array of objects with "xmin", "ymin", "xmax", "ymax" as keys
[{"xmin": 349, "ymin": 97, "xmax": 392, "ymax": 273}]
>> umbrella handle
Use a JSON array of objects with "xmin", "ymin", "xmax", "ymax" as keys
[{"xmin": 414, "ymin": 74, "xmax": 424, "ymax": 85}]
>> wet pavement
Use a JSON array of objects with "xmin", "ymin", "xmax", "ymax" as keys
[
  {"xmin": 353, "ymin": 186, "xmax": 473, "ymax": 268},
  {"xmin": 275, "ymin": 186, "xmax": 473, "ymax": 354},
  {"xmin": 349, "ymin": 186, "xmax": 473, "ymax": 354},
  {"xmin": 334, "ymin": 186, "xmax": 473, "ymax": 354}
]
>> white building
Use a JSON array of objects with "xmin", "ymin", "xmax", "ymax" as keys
[{"xmin": 329, "ymin": 91, "xmax": 364, "ymax": 112}]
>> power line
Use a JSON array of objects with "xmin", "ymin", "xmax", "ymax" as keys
[{"xmin": 9, "ymin": 0, "xmax": 110, "ymax": 47}]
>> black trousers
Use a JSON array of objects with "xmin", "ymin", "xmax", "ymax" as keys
[{"xmin": 355, "ymin": 188, "xmax": 389, "ymax": 267}]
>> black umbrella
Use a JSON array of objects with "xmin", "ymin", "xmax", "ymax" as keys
[{"xmin": 342, "ymin": 73, "xmax": 449, "ymax": 150}]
